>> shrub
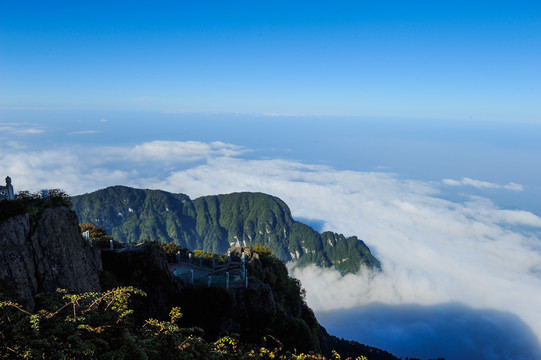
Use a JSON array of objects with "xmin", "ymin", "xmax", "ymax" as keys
[{"xmin": 0, "ymin": 189, "xmax": 72, "ymax": 223}]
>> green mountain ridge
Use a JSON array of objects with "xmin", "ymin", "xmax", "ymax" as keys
[{"xmin": 71, "ymin": 186, "xmax": 380, "ymax": 274}]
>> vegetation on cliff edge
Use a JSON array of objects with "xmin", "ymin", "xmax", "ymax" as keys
[{"xmin": 0, "ymin": 189, "xmax": 71, "ymax": 223}]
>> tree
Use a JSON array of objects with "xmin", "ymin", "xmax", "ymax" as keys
[{"xmin": 80, "ymin": 223, "xmax": 118, "ymax": 248}]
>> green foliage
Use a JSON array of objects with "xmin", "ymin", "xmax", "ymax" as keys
[
  {"xmin": 238, "ymin": 247, "xmax": 320, "ymax": 353},
  {"xmin": 71, "ymin": 186, "xmax": 197, "ymax": 247},
  {"xmin": 169, "ymin": 306, "xmax": 182, "ymax": 323},
  {"xmin": 0, "ymin": 287, "xmax": 148, "ymax": 359},
  {"xmin": 159, "ymin": 241, "xmax": 190, "ymax": 263},
  {"xmin": 214, "ymin": 335, "xmax": 239, "ymax": 355},
  {"xmin": 0, "ymin": 189, "xmax": 71, "ymax": 223},
  {"xmin": 80, "ymin": 223, "xmax": 123, "ymax": 249},
  {"xmin": 160, "ymin": 241, "xmax": 182, "ymax": 256},
  {"xmin": 252, "ymin": 244, "xmax": 273, "ymax": 257},
  {"xmin": 0, "ymin": 287, "xmax": 367, "ymax": 360}
]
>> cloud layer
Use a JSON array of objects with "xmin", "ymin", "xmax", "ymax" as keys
[
  {"xmin": 0, "ymin": 122, "xmax": 45, "ymax": 135},
  {"xmin": 443, "ymin": 177, "xmax": 524, "ymax": 191},
  {"xmin": 1, "ymin": 139, "xmax": 540, "ymax": 359},
  {"xmin": 0, "ymin": 140, "xmax": 246, "ymax": 194}
]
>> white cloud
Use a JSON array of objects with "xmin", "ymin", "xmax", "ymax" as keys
[
  {"xmin": 150, "ymin": 151, "xmax": 541, "ymax": 356},
  {"xmin": 0, "ymin": 141, "xmax": 247, "ymax": 194},
  {"xmin": 462, "ymin": 177, "xmax": 500, "ymax": 189},
  {"xmin": 68, "ymin": 130, "xmax": 100, "ymax": 135},
  {"xmin": 20, "ymin": 128, "xmax": 45, "ymax": 134},
  {"xmin": 443, "ymin": 177, "xmax": 524, "ymax": 192},
  {"xmin": 0, "ymin": 124, "xmax": 45, "ymax": 135},
  {"xmin": 125, "ymin": 140, "xmax": 246, "ymax": 163},
  {"xmin": 1, "ymin": 140, "xmax": 540, "ymax": 359},
  {"xmin": 442, "ymin": 178, "xmax": 461, "ymax": 186},
  {"xmin": 1, "ymin": 141, "xmax": 27, "ymax": 150},
  {"xmin": 504, "ymin": 182, "xmax": 523, "ymax": 191}
]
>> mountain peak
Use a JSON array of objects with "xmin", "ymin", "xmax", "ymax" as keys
[{"xmin": 71, "ymin": 186, "xmax": 380, "ymax": 274}]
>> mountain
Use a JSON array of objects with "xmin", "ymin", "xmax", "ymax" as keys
[
  {"xmin": 0, "ymin": 199, "xmax": 399, "ymax": 359},
  {"xmin": 71, "ymin": 186, "xmax": 380, "ymax": 274}
]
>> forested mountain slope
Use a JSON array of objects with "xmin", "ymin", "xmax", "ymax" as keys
[{"xmin": 71, "ymin": 186, "xmax": 380, "ymax": 274}]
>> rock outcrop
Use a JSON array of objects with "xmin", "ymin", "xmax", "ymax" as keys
[
  {"xmin": 100, "ymin": 243, "xmax": 183, "ymax": 320},
  {"xmin": 0, "ymin": 206, "xmax": 102, "ymax": 309}
]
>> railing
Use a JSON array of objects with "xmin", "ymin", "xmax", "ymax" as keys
[
  {"xmin": 173, "ymin": 268, "xmax": 251, "ymax": 289},
  {"xmin": 102, "ymin": 241, "xmax": 251, "ymax": 289},
  {"xmin": 173, "ymin": 250, "xmax": 250, "ymax": 289}
]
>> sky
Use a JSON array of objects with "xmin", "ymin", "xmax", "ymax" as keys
[
  {"xmin": 2, "ymin": 2, "xmax": 541, "ymax": 359},
  {"xmin": 1, "ymin": 1, "xmax": 541, "ymax": 121}
]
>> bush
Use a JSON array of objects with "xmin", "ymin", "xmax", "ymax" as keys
[
  {"xmin": 0, "ymin": 288, "xmax": 349, "ymax": 360},
  {"xmin": 79, "ymin": 223, "xmax": 123, "ymax": 249},
  {"xmin": 0, "ymin": 189, "xmax": 72, "ymax": 223}
]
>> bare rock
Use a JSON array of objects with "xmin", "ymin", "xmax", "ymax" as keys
[
  {"xmin": 0, "ymin": 207, "xmax": 102, "ymax": 309},
  {"xmin": 100, "ymin": 242, "xmax": 183, "ymax": 321}
]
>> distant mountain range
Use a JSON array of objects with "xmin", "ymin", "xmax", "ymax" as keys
[{"xmin": 71, "ymin": 186, "xmax": 380, "ymax": 274}]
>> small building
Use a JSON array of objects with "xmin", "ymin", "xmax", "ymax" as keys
[{"xmin": 0, "ymin": 176, "xmax": 14, "ymax": 201}]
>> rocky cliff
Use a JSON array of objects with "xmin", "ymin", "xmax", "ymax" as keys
[
  {"xmin": 0, "ymin": 204, "xmax": 399, "ymax": 359},
  {"xmin": 0, "ymin": 206, "xmax": 102, "ymax": 309},
  {"xmin": 105, "ymin": 243, "xmax": 397, "ymax": 358},
  {"xmin": 99, "ymin": 243, "xmax": 184, "ymax": 321}
]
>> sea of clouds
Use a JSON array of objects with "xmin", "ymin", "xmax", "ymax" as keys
[{"xmin": 2, "ymin": 138, "xmax": 541, "ymax": 359}]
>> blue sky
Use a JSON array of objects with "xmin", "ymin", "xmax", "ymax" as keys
[
  {"xmin": 1, "ymin": 1, "xmax": 541, "ymax": 121},
  {"xmin": 2, "ymin": 2, "xmax": 541, "ymax": 359}
]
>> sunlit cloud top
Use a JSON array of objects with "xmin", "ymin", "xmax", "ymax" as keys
[
  {"xmin": 1, "ymin": 137, "xmax": 540, "ymax": 358},
  {"xmin": 443, "ymin": 177, "xmax": 524, "ymax": 191}
]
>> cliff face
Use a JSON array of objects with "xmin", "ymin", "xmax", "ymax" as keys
[
  {"xmin": 0, "ymin": 206, "xmax": 398, "ymax": 359},
  {"xmin": 100, "ymin": 243, "xmax": 183, "ymax": 320},
  {"xmin": 99, "ymin": 243, "xmax": 320, "ymax": 352},
  {"xmin": 0, "ymin": 207, "xmax": 102, "ymax": 309}
]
